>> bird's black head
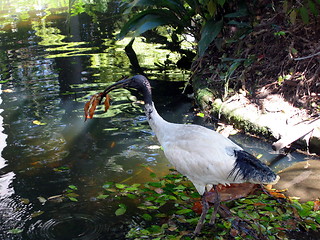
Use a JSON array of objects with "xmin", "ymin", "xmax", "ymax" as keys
[{"xmin": 103, "ymin": 75, "xmax": 152, "ymax": 105}]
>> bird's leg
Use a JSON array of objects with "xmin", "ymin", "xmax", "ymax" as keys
[
  {"xmin": 194, "ymin": 190, "xmax": 209, "ymax": 235},
  {"xmin": 259, "ymin": 184, "xmax": 282, "ymax": 203},
  {"xmin": 209, "ymin": 185, "xmax": 221, "ymax": 225},
  {"xmin": 218, "ymin": 204, "xmax": 232, "ymax": 218}
]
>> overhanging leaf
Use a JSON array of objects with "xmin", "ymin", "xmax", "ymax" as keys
[
  {"xmin": 308, "ymin": 0, "xmax": 319, "ymax": 16},
  {"xmin": 299, "ymin": 6, "xmax": 310, "ymax": 23},
  {"xmin": 224, "ymin": 3, "xmax": 248, "ymax": 18},
  {"xmin": 117, "ymin": 9, "xmax": 182, "ymax": 40},
  {"xmin": 207, "ymin": 0, "xmax": 217, "ymax": 17},
  {"xmin": 198, "ymin": 19, "xmax": 223, "ymax": 56},
  {"xmin": 124, "ymin": 0, "xmax": 186, "ymax": 15}
]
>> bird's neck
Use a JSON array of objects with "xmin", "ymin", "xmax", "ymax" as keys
[
  {"xmin": 140, "ymin": 80, "xmax": 171, "ymax": 144},
  {"xmin": 144, "ymin": 102, "xmax": 170, "ymax": 144}
]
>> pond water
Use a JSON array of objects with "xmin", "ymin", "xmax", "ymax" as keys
[{"xmin": 0, "ymin": 1, "xmax": 316, "ymax": 239}]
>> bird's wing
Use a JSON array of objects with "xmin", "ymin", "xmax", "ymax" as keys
[
  {"xmin": 229, "ymin": 150, "xmax": 279, "ymax": 184},
  {"xmin": 161, "ymin": 124, "xmax": 242, "ymax": 194}
]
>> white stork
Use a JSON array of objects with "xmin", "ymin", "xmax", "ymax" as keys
[{"xmin": 99, "ymin": 75, "xmax": 280, "ymax": 234}]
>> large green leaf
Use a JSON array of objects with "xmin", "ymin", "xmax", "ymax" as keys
[
  {"xmin": 184, "ymin": 0, "xmax": 200, "ymax": 9},
  {"xmin": 308, "ymin": 0, "xmax": 319, "ymax": 16},
  {"xmin": 224, "ymin": 2, "xmax": 248, "ymax": 18},
  {"xmin": 117, "ymin": 9, "xmax": 182, "ymax": 40},
  {"xmin": 299, "ymin": 6, "xmax": 310, "ymax": 23},
  {"xmin": 198, "ymin": 18, "xmax": 223, "ymax": 56},
  {"xmin": 124, "ymin": 0, "xmax": 186, "ymax": 15}
]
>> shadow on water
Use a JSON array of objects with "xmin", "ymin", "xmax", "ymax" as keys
[{"xmin": 0, "ymin": 1, "xmax": 317, "ymax": 239}]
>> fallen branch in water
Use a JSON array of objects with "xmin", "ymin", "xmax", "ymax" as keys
[{"xmin": 272, "ymin": 117, "xmax": 320, "ymax": 151}]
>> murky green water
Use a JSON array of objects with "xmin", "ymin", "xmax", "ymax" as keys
[{"xmin": 0, "ymin": 1, "xmax": 315, "ymax": 239}]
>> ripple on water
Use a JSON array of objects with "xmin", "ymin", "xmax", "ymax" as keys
[
  {"xmin": 0, "ymin": 194, "xmax": 32, "ymax": 239},
  {"xmin": 26, "ymin": 213, "xmax": 109, "ymax": 240}
]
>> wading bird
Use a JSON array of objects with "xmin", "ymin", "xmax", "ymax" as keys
[{"xmin": 93, "ymin": 75, "xmax": 280, "ymax": 235}]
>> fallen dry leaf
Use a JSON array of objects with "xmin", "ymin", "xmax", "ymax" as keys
[
  {"xmin": 268, "ymin": 191, "xmax": 286, "ymax": 199},
  {"xmin": 206, "ymin": 183, "xmax": 258, "ymax": 203},
  {"xmin": 110, "ymin": 141, "xmax": 116, "ymax": 148},
  {"xmin": 314, "ymin": 200, "xmax": 320, "ymax": 211},
  {"xmin": 191, "ymin": 201, "xmax": 203, "ymax": 215},
  {"xmin": 154, "ymin": 188, "xmax": 164, "ymax": 194}
]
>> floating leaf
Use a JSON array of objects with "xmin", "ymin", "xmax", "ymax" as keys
[
  {"xmin": 119, "ymin": 203, "xmax": 126, "ymax": 209},
  {"xmin": 20, "ymin": 198, "xmax": 30, "ymax": 204},
  {"xmin": 102, "ymin": 182, "xmax": 114, "ymax": 189},
  {"xmin": 142, "ymin": 213, "xmax": 152, "ymax": 221},
  {"xmin": 147, "ymin": 145, "xmax": 161, "ymax": 150},
  {"xmin": 31, "ymin": 211, "xmax": 44, "ymax": 218},
  {"xmin": 115, "ymin": 183, "xmax": 126, "ymax": 189},
  {"xmin": 32, "ymin": 120, "xmax": 46, "ymax": 126},
  {"xmin": 68, "ymin": 197, "xmax": 78, "ymax": 202},
  {"xmin": 97, "ymin": 194, "xmax": 109, "ymax": 200},
  {"xmin": 150, "ymin": 172, "xmax": 157, "ymax": 178},
  {"xmin": 47, "ymin": 195, "xmax": 64, "ymax": 202},
  {"xmin": 68, "ymin": 185, "xmax": 78, "ymax": 190},
  {"xmin": 149, "ymin": 225, "xmax": 162, "ymax": 234},
  {"xmin": 8, "ymin": 228, "xmax": 23, "ymax": 234},
  {"xmin": 2, "ymin": 89, "xmax": 13, "ymax": 93},
  {"xmin": 126, "ymin": 193, "xmax": 137, "ymax": 199},
  {"xmin": 65, "ymin": 192, "xmax": 79, "ymax": 198},
  {"xmin": 115, "ymin": 206, "xmax": 127, "ymax": 216},
  {"xmin": 110, "ymin": 141, "xmax": 116, "ymax": 148},
  {"xmin": 148, "ymin": 182, "xmax": 162, "ymax": 188},
  {"xmin": 176, "ymin": 209, "xmax": 193, "ymax": 214},
  {"xmin": 37, "ymin": 196, "xmax": 47, "ymax": 204},
  {"xmin": 196, "ymin": 112, "xmax": 205, "ymax": 118},
  {"xmin": 53, "ymin": 166, "xmax": 70, "ymax": 172}
]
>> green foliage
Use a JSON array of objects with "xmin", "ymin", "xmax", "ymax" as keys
[
  {"xmin": 118, "ymin": 0, "xmax": 250, "ymax": 56},
  {"xmin": 70, "ymin": 0, "xmax": 86, "ymax": 15},
  {"xmin": 115, "ymin": 204, "xmax": 127, "ymax": 216},
  {"xmin": 98, "ymin": 169, "xmax": 320, "ymax": 239},
  {"xmin": 198, "ymin": 19, "xmax": 223, "ymax": 57},
  {"xmin": 117, "ymin": 9, "xmax": 183, "ymax": 40},
  {"xmin": 284, "ymin": 0, "xmax": 320, "ymax": 24}
]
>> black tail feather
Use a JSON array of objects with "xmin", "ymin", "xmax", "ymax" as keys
[{"xmin": 229, "ymin": 150, "xmax": 278, "ymax": 184}]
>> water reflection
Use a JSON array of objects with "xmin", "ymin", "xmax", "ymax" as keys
[
  {"xmin": 0, "ymin": 1, "xmax": 190, "ymax": 238},
  {"xmin": 0, "ymin": 1, "xmax": 316, "ymax": 239}
]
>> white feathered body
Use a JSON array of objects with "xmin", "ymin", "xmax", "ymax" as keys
[
  {"xmin": 102, "ymin": 75, "xmax": 279, "ymax": 198},
  {"xmin": 146, "ymin": 102, "xmax": 278, "ymax": 195}
]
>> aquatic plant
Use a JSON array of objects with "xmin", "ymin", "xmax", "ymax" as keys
[{"xmin": 99, "ymin": 169, "xmax": 320, "ymax": 239}]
